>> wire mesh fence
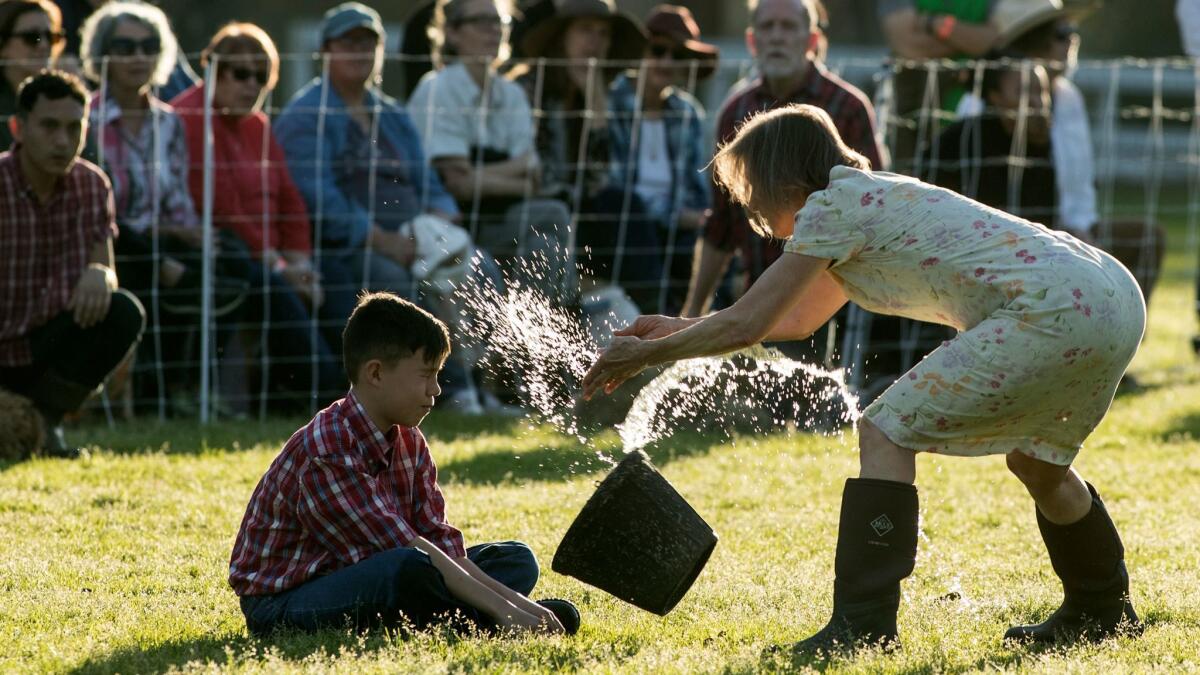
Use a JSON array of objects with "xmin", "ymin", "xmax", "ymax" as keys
[{"xmin": 24, "ymin": 52, "xmax": 1195, "ymax": 422}]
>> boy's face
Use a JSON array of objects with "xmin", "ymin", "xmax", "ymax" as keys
[{"xmin": 360, "ymin": 348, "xmax": 445, "ymax": 428}]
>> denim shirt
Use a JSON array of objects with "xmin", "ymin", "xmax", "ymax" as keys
[
  {"xmin": 274, "ymin": 78, "xmax": 459, "ymax": 249},
  {"xmin": 606, "ymin": 74, "xmax": 711, "ymax": 228}
]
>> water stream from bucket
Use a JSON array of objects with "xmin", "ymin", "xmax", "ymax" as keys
[{"xmin": 454, "ymin": 253, "xmax": 861, "ymax": 459}]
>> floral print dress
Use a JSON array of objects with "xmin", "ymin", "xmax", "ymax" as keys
[{"xmin": 785, "ymin": 166, "xmax": 1146, "ymax": 465}]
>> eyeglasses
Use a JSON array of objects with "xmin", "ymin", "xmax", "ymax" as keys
[
  {"xmin": 227, "ymin": 66, "xmax": 269, "ymax": 85},
  {"xmin": 4, "ymin": 29, "xmax": 65, "ymax": 48},
  {"xmin": 108, "ymin": 36, "xmax": 161, "ymax": 57},
  {"xmin": 332, "ymin": 33, "xmax": 380, "ymax": 50},
  {"xmin": 454, "ymin": 14, "xmax": 510, "ymax": 30},
  {"xmin": 648, "ymin": 43, "xmax": 688, "ymax": 60}
]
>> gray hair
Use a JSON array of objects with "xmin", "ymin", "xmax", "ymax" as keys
[{"xmin": 80, "ymin": 1, "xmax": 179, "ymax": 87}]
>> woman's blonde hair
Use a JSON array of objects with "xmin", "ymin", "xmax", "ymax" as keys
[{"xmin": 712, "ymin": 103, "xmax": 869, "ymax": 238}]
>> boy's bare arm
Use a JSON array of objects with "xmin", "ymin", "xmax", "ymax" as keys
[
  {"xmin": 456, "ymin": 556, "xmax": 566, "ymax": 634},
  {"xmin": 408, "ymin": 537, "xmax": 549, "ymax": 633}
]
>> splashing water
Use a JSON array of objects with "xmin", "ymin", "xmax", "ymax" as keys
[
  {"xmin": 453, "ymin": 247, "xmax": 861, "ymax": 456},
  {"xmin": 619, "ymin": 345, "xmax": 861, "ymax": 452}
]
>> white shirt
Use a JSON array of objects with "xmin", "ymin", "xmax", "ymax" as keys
[
  {"xmin": 1179, "ymin": 0, "xmax": 1200, "ymax": 57},
  {"xmin": 407, "ymin": 62, "xmax": 535, "ymax": 160},
  {"xmin": 1050, "ymin": 78, "xmax": 1097, "ymax": 233},
  {"xmin": 633, "ymin": 119, "xmax": 672, "ymax": 219}
]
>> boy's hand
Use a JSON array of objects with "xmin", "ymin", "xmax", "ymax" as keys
[
  {"xmin": 529, "ymin": 603, "xmax": 567, "ymax": 634},
  {"xmin": 497, "ymin": 607, "xmax": 564, "ymax": 635}
]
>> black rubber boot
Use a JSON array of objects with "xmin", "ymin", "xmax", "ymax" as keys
[
  {"xmin": 792, "ymin": 478, "xmax": 919, "ymax": 655},
  {"xmin": 25, "ymin": 370, "xmax": 99, "ymax": 460},
  {"xmin": 1004, "ymin": 482, "xmax": 1141, "ymax": 643}
]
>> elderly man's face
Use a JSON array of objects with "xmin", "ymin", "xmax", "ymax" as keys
[{"xmin": 748, "ymin": 0, "xmax": 812, "ymax": 83}]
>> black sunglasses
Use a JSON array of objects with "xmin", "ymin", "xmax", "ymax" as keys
[
  {"xmin": 108, "ymin": 36, "xmax": 161, "ymax": 57},
  {"xmin": 4, "ymin": 29, "xmax": 64, "ymax": 48},
  {"xmin": 227, "ymin": 66, "xmax": 269, "ymax": 85},
  {"xmin": 648, "ymin": 43, "xmax": 689, "ymax": 60},
  {"xmin": 453, "ymin": 13, "xmax": 510, "ymax": 30}
]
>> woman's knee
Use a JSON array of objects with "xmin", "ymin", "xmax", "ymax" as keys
[{"xmin": 1006, "ymin": 451, "xmax": 1069, "ymax": 491}]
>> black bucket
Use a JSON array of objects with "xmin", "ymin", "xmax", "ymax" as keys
[{"xmin": 552, "ymin": 450, "xmax": 718, "ymax": 615}]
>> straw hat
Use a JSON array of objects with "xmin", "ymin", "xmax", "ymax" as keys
[
  {"xmin": 644, "ymin": 5, "xmax": 719, "ymax": 80},
  {"xmin": 520, "ymin": 0, "xmax": 647, "ymax": 62},
  {"xmin": 993, "ymin": 0, "xmax": 1065, "ymax": 47}
]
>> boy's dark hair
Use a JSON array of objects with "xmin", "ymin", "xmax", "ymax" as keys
[
  {"xmin": 712, "ymin": 103, "xmax": 869, "ymax": 238},
  {"xmin": 342, "ymin": 292, "xmax": 451, "ymax": 383},
  {"xmin": 15, "ymin": 69, "xmax": 88, "ymax": 118}
]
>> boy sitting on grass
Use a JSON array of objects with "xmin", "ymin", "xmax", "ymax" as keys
[{"xmin": 229, "ymin": 291, "xmax": 577, "ymax": 636}]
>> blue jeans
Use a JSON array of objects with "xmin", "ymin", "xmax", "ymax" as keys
[{"xmin": 238, "ymin": 541, "xmax": 539, "ymax": 636}]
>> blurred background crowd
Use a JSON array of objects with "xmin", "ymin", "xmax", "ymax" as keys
[{"xmin": 1, "ymin": 0, "xmax": 1197, "ymax": 458}]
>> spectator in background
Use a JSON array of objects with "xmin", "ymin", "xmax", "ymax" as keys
[
  {"xmin": 682, "ymin": 0, "xmax": 883, "ymax": 317},
  {"xmin": 517, "ymin": 0, "xmax": 667, "ymax": 311},
  {"xmin": 0, "ymin": 71, "xmax": 144, "ymax": 457},
  {"xmin": 172, "ymin": 22, "xmax": 347, "ymax": 411},
  {"xmin": 923, "ymin": 61, "xmax": 1058, "ymax": 224},
  {"xmin": 275, "ymin": 3, "xmax": 505, "ymax": 415},
  {"xmin": 605, "ymin": 4, "xmax": 715, "ymax": 314},
  {"xmin": 878, "ymin": 0, "xmax": 1000, "ymax": 171},
  {"xmin": 81, "ymin": 0, "xmax": 249, "ymax": 414},
  {"xmin": 410, "ymin": 0, "xmax": 576, "ymax": 308},
  {"xmin": 53, "ymin": 0, "xmax": 198, "ymax": 100},
  {"xmin": 0, "ymin": 0, "xmax": 65, "ymax": 150},
  {"xmin": 979, "ymin": 3, "xmax": 1165, "ymax": 307}
]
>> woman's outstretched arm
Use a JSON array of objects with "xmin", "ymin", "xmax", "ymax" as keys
[{"xmin": 582, "ymin": 252, "xmax": 831, "ymax": 398}]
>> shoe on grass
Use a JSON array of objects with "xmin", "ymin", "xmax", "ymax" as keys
[{"xmin": 537, "ymin": 598, "xmax": 580, "ymax": 636}]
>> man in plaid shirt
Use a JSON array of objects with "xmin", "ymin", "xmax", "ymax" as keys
[
  {"xmin": 681, "ymin": 0, "xmax": 885, "ymax": 321},
  {"xmin": 0, "ymin": 70, "xmax": 145, "ymax": 459},
  {"xmin": 230, "ymin": 292, "xmax": 577, "ymax": 636}
]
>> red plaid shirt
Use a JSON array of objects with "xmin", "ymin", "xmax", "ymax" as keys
[
  {"xmin": 0, "ymin": 149, "xmax": 117, "ymax": 366},
  {"xmin": 228, "ymin": 391, "xmax": 465, "ymax": 596},
  {"xmin": 704, "ymin": 64, "xmax": 885, "ymax": 284}
]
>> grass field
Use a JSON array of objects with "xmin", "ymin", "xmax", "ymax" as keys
[{"xmin": 3, "ymin": 212, "xmax": 1200, "ymax": 673}]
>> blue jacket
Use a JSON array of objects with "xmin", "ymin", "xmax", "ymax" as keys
[
  {"xmin": 275, "ymin": 78, "xmax": 458, "ymax": 249},
  {"xmin": 606, "ymin": 74, "xmax": 711, "ymax": 227}
]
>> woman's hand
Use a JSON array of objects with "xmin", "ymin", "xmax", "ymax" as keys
[
  {"xmin": 581, "ymin": 336, "xmax": 651, "ymax": 400},
  {"xmin": 614, "ymin": 315, "xmax": 698, "ymax": 341}
]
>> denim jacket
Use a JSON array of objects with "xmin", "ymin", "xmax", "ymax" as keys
[
  {"xmin": 274, "ymin": 78, "xmax": 459, "ymax": 250},
  {"xmin": 606, "ymin": 74, "xmax": 711, "ymax": 227}
]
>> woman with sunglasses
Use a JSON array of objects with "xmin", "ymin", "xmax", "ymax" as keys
[
  {"xmin": 515, "ymin": 0, "xmax": 671, "ymax": 311},
  {"xmin": 172, "ymin": 23, "xmax": 350, "ymax": 413},
  {"xmin": 605, "ymin": 5, "xmax": 717, "ymax": 315},
  {"xmin": 80, "ymin": 1, "xmax": 255, "ymax": 416},
  {"xmin": 0, "ymin": 0, "xmax": 65, "ymax": 150},
  {"xmin": 408, "ymin": 0, "xmax": 578, "ymax": 314}
]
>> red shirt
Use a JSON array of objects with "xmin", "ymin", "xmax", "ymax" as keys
[
  {"xmin": 0, "ymin": 150, "xmax": 117, "ymax": 366},
  {"xmin": 228, "ymin": 390, "xmax": 465, "ymax": 596},
  {"xmin": 170, "ymin": 85, "xmax": 312, "ymax": 257},
  {"xmin": 705, "ymin": 64, "xmax": 886, "ymax": 284}
]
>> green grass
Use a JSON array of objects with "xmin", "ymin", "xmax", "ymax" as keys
[{"xmin": 3, "ymin": 216, "xmax": 1200, "ymax": 673}]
